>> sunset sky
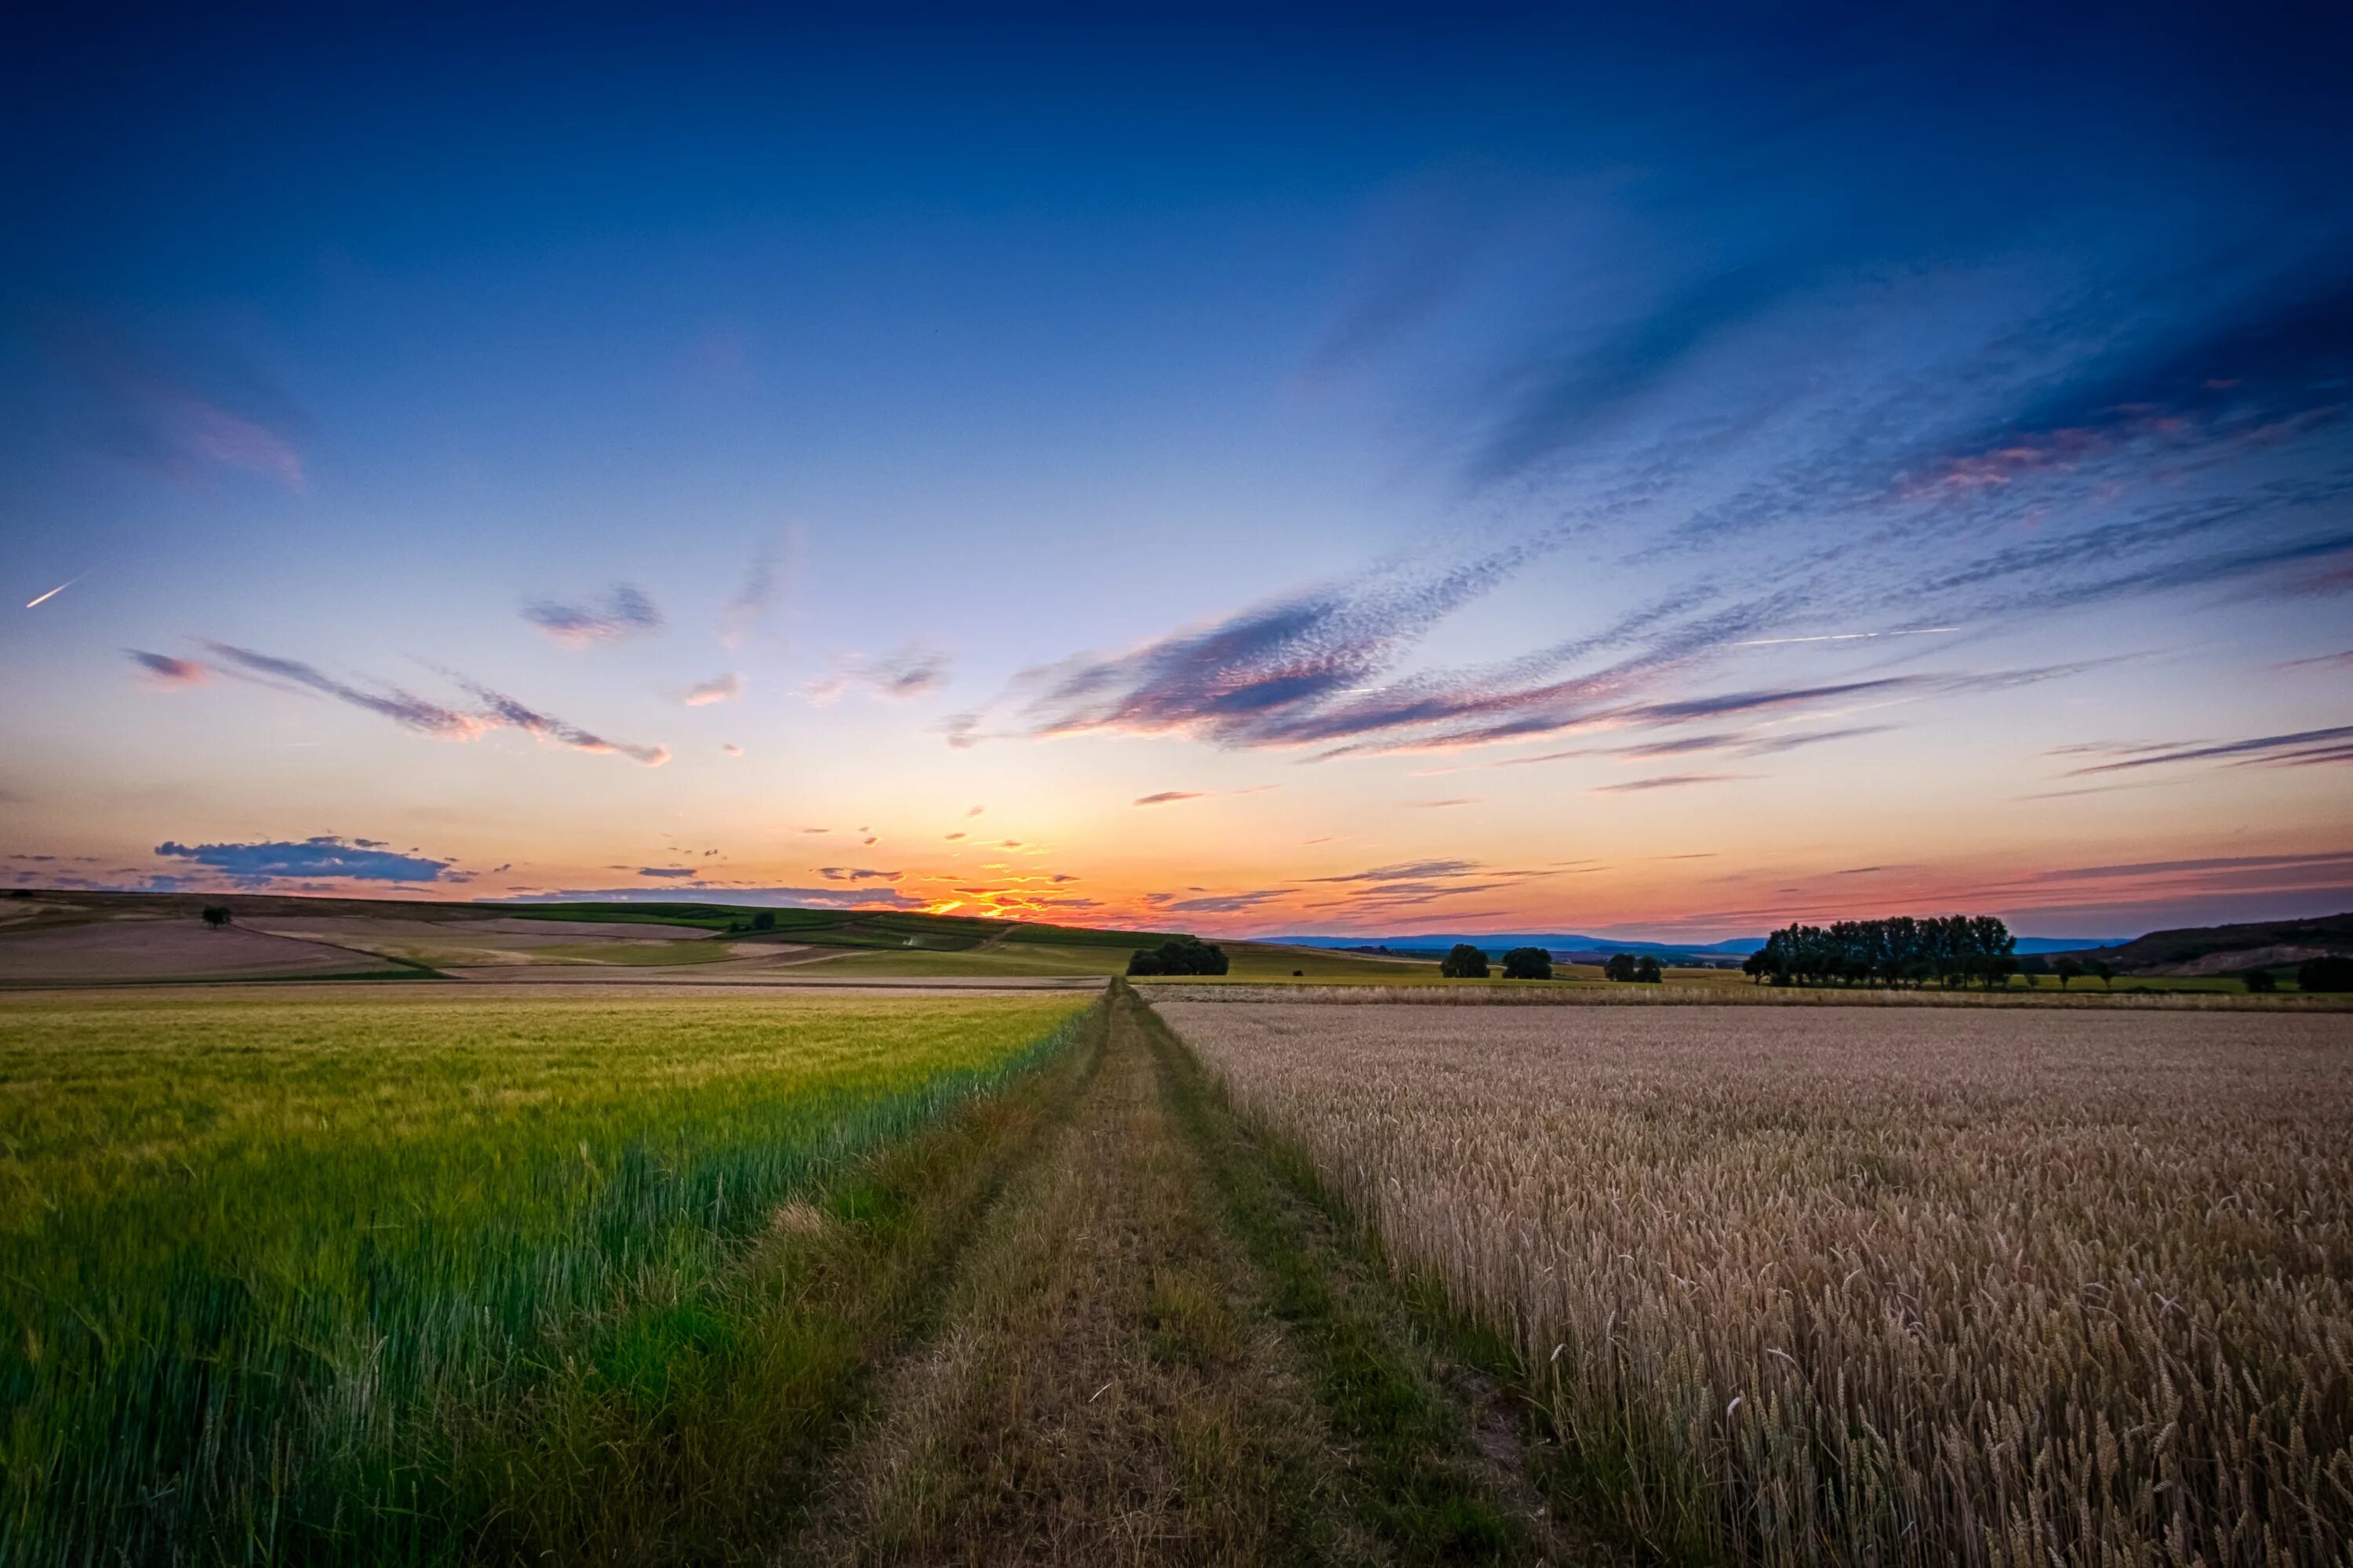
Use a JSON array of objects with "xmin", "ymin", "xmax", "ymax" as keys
[{"xmin": 3, "ymin": 8, "xmax": 2348, "ymax": 940}]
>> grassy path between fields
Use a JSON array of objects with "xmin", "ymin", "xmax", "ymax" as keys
[
  {"xmin": 774, "ymin": 981, "xmax": 1615, "ymax": 1568},
  {"xmin": 435, "ymin": 983, "xmax": 1616, "ymax": 1563}
]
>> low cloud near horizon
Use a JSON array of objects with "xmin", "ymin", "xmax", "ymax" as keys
[{"xmin": 155, "ymin": 835, "xmax": 453, "ymax": 884}]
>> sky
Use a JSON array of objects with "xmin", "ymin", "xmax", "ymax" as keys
[{"xmin": 2, "ymin": 5, "xmax": 2349, "ymax": 940}]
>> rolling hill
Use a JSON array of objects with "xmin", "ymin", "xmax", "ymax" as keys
[{"xmin": 2046, "ymin": 911, "xmax": 2353, "ymax": 976}]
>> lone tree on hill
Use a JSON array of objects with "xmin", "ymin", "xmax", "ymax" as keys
[
  {"xmin": 201, "ymin": 906, "xmax": 232, "ymax": 930},
  {"xmin": 1126, "ymin": 936, "xmax": 1229, "ymax": 977},
  {"xmin": 2053, "ymin": 958, "xmax": 2084, "ymax": 990},
  {"xmin": 1439, "ymin": 944, "xmax": 1489, "ymax": 978},
  {"xmin": 1500, "ymin": 946, "xmax": 1552, "ymax": 980}
]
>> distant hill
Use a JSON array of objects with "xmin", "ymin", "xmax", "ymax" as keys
[
  {"xmin": 2, "ymin": 888, "xmax": 1180, "ymax": 955},
  {"xmin": 1267, "ymin": 931, "xmax": 2122, "ymax": 962},
  {"xmin": 2048, "ymin": 911, "xmax": 2353, "ymax": 977}
]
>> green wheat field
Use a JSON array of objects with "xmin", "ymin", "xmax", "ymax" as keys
[{"xmin": 0, "ymin": 991, "xmax": 1089, "ymax": 1564}]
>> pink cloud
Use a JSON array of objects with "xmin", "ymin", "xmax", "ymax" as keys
[
  {"xmin": 129, "ymin": 650, "xmax": 211, "ymax": 687},
  {"xmin": 683, "ymin": 672, "xmax": 743, "ymax": 706}
]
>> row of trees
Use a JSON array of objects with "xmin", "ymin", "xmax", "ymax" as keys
[
  {"xmin": 1438, "ymin": 944, "xmax": 1553, "ymax": 979},
  {"xmin": 1742, "ymin": 915, "xmax": 2024, "ymax": 988},
  {"xmin": 2032, "ymin": 954, "xmax": 2119, "ymax": 989}
]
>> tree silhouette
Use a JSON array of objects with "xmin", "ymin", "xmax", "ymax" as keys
[
  {"xmin": 2299, "ymin": 955, "xmax": 2353, "ymax": 992},
  {"xmin": 201, "ymin": 906, "xmax": 232, "ymax": 931},
  {"xmin": 2053, "ymin": 958, "xmax": 2083, "ymax": 990},
  {"xmin": 1634, "ymin": 955, "xmax": 1663, "ymax": 984},
  {"xmin": 1126, "ymin": 937, "xmax": 1229, "ymax": 977},
  {"xmin": 1500, "ymin": 947, "xmax": 1552, "ymax": 980},
  {"xmin": 1603, "ymin": 952, "xmax": 1638, "ymax": 982},
  {"xmin": 2242, "ymin": 966, "xmax": 2278, "ymax": 993},
  {"xmin": 1439, "ymin": 944, "xmax": 1489, "ymax": 979},
  {"xmin": 2088, "ymin": 959, "xmax": 2115, "ymax": 989}
]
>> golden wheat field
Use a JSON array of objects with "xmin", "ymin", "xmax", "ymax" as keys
[{"xmin": 1158, "ymin": 999, "xmax": 2353, "ymax": 1567}]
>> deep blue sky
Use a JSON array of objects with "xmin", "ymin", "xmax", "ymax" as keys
[{"xmin": 3, "ymin": 5, "xmax": 2348, "ymax": 936}]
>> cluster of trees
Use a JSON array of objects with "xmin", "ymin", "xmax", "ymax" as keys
[
  {"xmin": 1126, "ymin": 936, "xmax": 1229, "ymax": 976},
  {"xmin": 1741, "ymin": 915, "xmax": 2026, "ymax": 988},
  {"xmin": 1502, "ymin": 947, "xmax": 1553, "ymax": 980},
  {"xmin": 1602, "ymin": 952, "xmax": 1663, "ymax": 984},
  {"xmin": 1437, "ymin": 944, "xmax": 1554, "ymax": 979},
  {"xmin": 2297, "ymin": 955, "xmax": 2353, "ymax": 992},
  {"xmin": 200, "ymin": 906, "xmax": 232, "ymax": 930}
]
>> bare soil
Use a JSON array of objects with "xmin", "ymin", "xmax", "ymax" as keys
[{"xmin": 0, "ymin": 919, "xmax": 406, "ymax": 984}]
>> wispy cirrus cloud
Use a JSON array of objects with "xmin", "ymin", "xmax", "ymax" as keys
[
  {"xmin": 51, "ymin": 321, "xmax": 307, "ymax": 492},
  {"xmin": 1590, "ymin": 772, "xmax": 1754, "ymax": 794},
  {"xmin": 1501, "ymin": 723, "xmax": 1897, "ymax": 767},
  {"xmin": 498, "ymin": 883, "xmax": 928, "ymax": 911},
  {"xmin": 455, "ymin": 679, "xmax": 671, "ymax": 766},
  {"xmin": 522, "ymin": 585, "xmax": 664, "ymax": 646},
  {"xmin": 809, "ymin": 644, "xmax": 950, "ymax": 703},
  {"xmin": 2021, "ymin": 850, "xmax": 2353, "ymax": 886},
  {"xmin": 961, "ymin": 129, "xmax": 2353, "ymax": 778},
  {"xmin": 201, "ymin": 642, "xmax": 483, "ymax": 738},
  {"xmin": 719, "ymin": 532, "xmax": 794, "ymax": 649},
  {"xmin": 189, "ymin": 642, "xmax": 667, "ymax": 764},
  {"xmin": 2063, "ymin": 723, "xmax": 2353, "ymax": 776},
  {"xmin": 1306, "ymin": 859, "xmax": 1481, "ymax": 883},
  {"xmin": 1132, "ymin": 784, "xmax": 1278, "ymax": 807},
  {"xmin": 998, "ymin": 544, "xmax": 1562, "ymax": 748},
  {"xmin": 1142, "ymin": 888, "xmax": 1292, "ymax": 915},
  {"xmin": 819, "ymin": 867, "xmax": 903, "ymax": 882}
]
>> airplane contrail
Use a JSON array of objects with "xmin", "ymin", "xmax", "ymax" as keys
[{"xmin": 24, "ymin": 577, "xmax": 81, "ymax": 609}]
